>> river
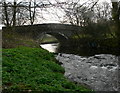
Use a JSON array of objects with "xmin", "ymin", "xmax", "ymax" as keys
[
  {"xmin": 39, "ymin": 34, "xmax": 119, "ymax": 56},
  {"xmin": 40, "ymin": 43, "xmax": 60, "ymax": 53},
  {"xmin": 40, "ymin": 42, "xmax": 119, "ymax": 91},
  {"xmin": 40, "ymin": 35, "xmax": 119, "ymax": 91}
]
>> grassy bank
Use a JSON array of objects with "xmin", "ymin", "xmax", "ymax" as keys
[
  {"xmin": 2, "ymin": 47, "xmax": 92, "ymax": 92},
  {"xmin": 2, "ymin": 29, "xmax": 39, "ymax": 49}
]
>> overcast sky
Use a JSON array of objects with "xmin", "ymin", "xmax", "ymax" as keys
[{"xmin": 0, "ymin": 0, "xmax": 120, "ymax": 29}]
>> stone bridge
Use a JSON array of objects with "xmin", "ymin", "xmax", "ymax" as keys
[{"xmin": 2, "ymin": 23, "xmax": 82, "ymax": 46}]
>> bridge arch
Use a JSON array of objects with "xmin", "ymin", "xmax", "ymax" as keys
[
  {"xmin": 37, "ymin": 31, "xmax": 70, "ymax": 45},
  {"xmin": 2, "ymin": 23, "xmax": 82, "ymax": 48}
]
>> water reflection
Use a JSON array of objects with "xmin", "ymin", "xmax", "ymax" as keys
[{"xmin": 40, "ymin": 43, "xmax": 59, "ymax": 53}]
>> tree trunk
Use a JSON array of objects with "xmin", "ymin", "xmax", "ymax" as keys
[
  {"xmin": 3, "ymin": 2, "xmax": 9, "ymax": 27},
  {"xmin": 111, "ymin": 2, "xmax": 120, "ymax": 47},
  {"xmin": 13, "ymin": 1, "xmax": 16, "ymax": 26},
  {"xmin": 29, "ymin": 0, "xmax": 36, "ymax": 25}
]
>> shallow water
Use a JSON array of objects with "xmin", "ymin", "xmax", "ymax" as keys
[{"xmin": 40, "ymin": 43, "xmax": 59, "ymax": 53}]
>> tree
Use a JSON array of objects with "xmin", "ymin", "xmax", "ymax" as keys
[
  {"xmin": 28, "ymin": 0, "xmax": 36, "ymax": 25},
  {"xmin": 2, "ymin": 1, "xmax": 27, "ymax": 27},
  {"xmin": 2, "ymin": 1, "xmax": 10, "ymax": 27},
  {"xmin": 2, "ymin": 0, "xmax": 46, "ymax": 27},
  {"xmin": 2, "ymin": 0, "xmax": 67, "ymax": 27},
  {"xmin": 0, "ymin": 2, "xmax": 2, "ymax": 24},
  {"xmin": 111, "ymin": 1, "xmax": 120, "ymax": 46},
  {"xmin": 54, "ymin": 0, "xmax": 99, "ymax": 26}
]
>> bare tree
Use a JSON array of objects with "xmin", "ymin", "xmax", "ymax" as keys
[
  {"xmin": 28, "ymin": 0, "xmax": 36, "ymax": 25},
  {"xmin": 1, "ymin": 0, "xmax": 47, "ymax": 27},
  {"xmin": 52, "ymin": 0, "xmax": 99, "ymax": 26},
  {"xmin": 1, "ymin": 0, "xmax": 67, "ymax": 27},
  {"xmin": 13, "ymin": 0, "xmax": 17, "ymax": 26},
  {"xmin": 0, "ymin": 2, "xmax": 2, "ymax": 24},
  {"xmin": 2, "ymin": 1, "xmax": 10, "ymax": 27},
  {"xmin": 92, "ymin": 2, "xmax": 112, "ymax": 23},
  {"xmin": 2, "ymin": 1, "xmax": 25, "ymax": 27}
]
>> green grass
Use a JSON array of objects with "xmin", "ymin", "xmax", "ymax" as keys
[{"xmin": 2, "ymin": 47, "xmax": 92, "ymax": 92}]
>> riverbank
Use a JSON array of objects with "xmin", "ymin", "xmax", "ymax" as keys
[
  {"xmin": 2, "ymin": 47, "xmax": 91, "ymax": 92},
  {"xmin": 56, "ymin": 53, "xmax": 119, "ymax": 91}
]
